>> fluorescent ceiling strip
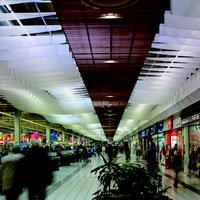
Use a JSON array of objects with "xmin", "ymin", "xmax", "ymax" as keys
[
  {"xmin": 9, "ymin": 65, "xmax": 72, "ymax": 73},
  {"xmin": 146, "ymin": 57, "xmax": 200, "ymax": 63},
  {"xmin": 137, "ymin": 77, "xmax": 183, "ymax": 85},
  {"xmin": 135, "ymin": 82, "xmax": 179, "ymax": 89},
  {"xmin": 142, "ymin": 67, "xmax": 196, "ymax": 73},
  {"xmin": 154, "ymin": 35, "xmax": 200, "ymax": 47},
  {"xmin": 149, "ymin": 50, "xmax": 200, "ymax": 57},
  {"xmin": 0, "ymin": 12, "xmax": 56, "ymax": 21},
  {"xmin": 0, "ymin": 25, "xmax": 62, "ymax": 36},
  {"xmin": 0, "ymin": 35, "xmax": 66, "ymax": 49},
  {"xmin": 0, "ymin": 0, "xmax": 50, "ymax": 5},
  {"xmin": 135, "ymin": 84, "xmax": 177, "ymax": 93},
  {"xmin": 3, "ymin": 55, "xmax": 75, "ymax": 69},
  {"xmin": 164, "ymin": 12, "xmax": 200, "ymax": 30},
  {"xmin": 0, "ymin": 44, "xmax": 70, "ymax": 60},
  {"xmin": 159, "ymin": 25, "xmax": 200, "ymax": 40},
  {"xmin": 144, "ymin": 62, "xmax": 197, "ymax": 69},
  {"xmin": 152, "ymin": 42, "xmax": 200, "ymax": 52}
]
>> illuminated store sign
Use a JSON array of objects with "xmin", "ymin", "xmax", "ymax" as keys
[{"xmin": 181, "ymin": 113, "xmax": 200, "ymax": 125}]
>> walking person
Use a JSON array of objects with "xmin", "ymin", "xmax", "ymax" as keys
[
  {"xmin": 0, "ymin": 145, "xmax": 25, "ymax": 200},
  {"xmin": 24, "ymin": 144, "xmax": 53, "ymax": 200},
  {"xmin": 147, "ymin": 141, "xmax": 157, "ymax": 171},
  {"xmin": 124, "ymin": 142, "xmax": 130, "ymax": 161},
  {"xmin": 136, "ymin": 144, "xmax": 142, "ymax": 161},
  {"xmin": 172, "ymin": 148, "xmax": 182, "ymax": 188},
  {"xmin": 96, "ymin": 145, "xmax": 102, "ymax": 157}
]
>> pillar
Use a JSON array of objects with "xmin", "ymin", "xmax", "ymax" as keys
[
  {"xmin": 62, "ymin": 131, "xmax": 66, "ymax": 143},
  {"xmin": 14, "ymin": 110, "xmax": 21, "ymax": 145},
  {"xmin": 46, "ymin": 121, "xmax": 51, "ymax": 144},
  {"xmin": 77, "ymin": 136, "xmax": 80, "ymax": 145},
  {"xmin": 65, "ymin": 134, "xmax": 69, "ymax": 145},
  {"xmin": 183, "ymin": 126, "xmax": 189, "ymax": 174},
  {"xmin": 72, "ymin": 133, "xmax": 75, "ymax": 146}
]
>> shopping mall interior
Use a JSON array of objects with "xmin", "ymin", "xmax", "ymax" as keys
[{"xmin": 0, "ymin": 0, "xmax": 200, "ymax": 199}]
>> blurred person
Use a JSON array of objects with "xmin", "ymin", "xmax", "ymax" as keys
[
  {"xmin": 102, "ymin": 145, "xmax": 106, "ymax": 155},
  {"xmin": 96, "ymin": 145, "xmax": 102, "ymax": 157},
  {"xmin": 147, "ymin": 141, "xmax": 157, "ymax": 171},
  {"xmin": 124, "ymin": 142, "xmax": 130, "ymax": 161},
  {"xmin": 113, "ymin": 145, "xmax": 119, "ymax": 158},
  {"xmin": 82, "ymin": 146, "xmax": 88, "ymax": 162},
  {"xmin": 172, "ymin": 148, "xmax": 182, "ymax": 188},
  {"xmin": 0, "ymin": 145, "xmax": 25, "ymax": 200},
  {"xmin": 136, "ymin": 144, "xmax": 142, "ymax": 161},
  {"xmin": 107, "ymin": 144, "xmax": 113, "ymax": 161},
  {"xmin": 171, "ymin": 143, "xmax": 178, "ymax": 156},
  {"xmin": 24, "ymin": 144, "xmax": 53, "ymax": 200}
]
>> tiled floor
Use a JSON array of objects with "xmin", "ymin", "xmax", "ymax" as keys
[
  {"xmin": 0, "ymin": 154, "xmax": 200, "ymax": 200},
  {"xmin": 46, "ymin": 155, "xmax": 200, "ymax": 200}
]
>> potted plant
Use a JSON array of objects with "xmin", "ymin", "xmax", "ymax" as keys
[{"xmin": 90, "ymin": 155, "xmax": 171, "ymax": 200}]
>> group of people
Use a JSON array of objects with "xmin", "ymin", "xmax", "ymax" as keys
[{"xmin": 0, "ymin": 144, "xmax": 53, "ymax": 200}]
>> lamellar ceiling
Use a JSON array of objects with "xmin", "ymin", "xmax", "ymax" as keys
[{"xmin": 1, "ymin": 0, "xmax": 200, "ymax": 141}]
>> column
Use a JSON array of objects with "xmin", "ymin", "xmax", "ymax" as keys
[
  {"xmin": 183, "ymin": 126, "xmax": 189, "ymax": 174},
  {"xmin": 14, "ymin": 110, "xmax": 21, "ymax": 145},
  {"xmin": 65, "ymin": 134, "xmax": 69, "ymax": 145},
  {"xmin": 77, "ymin": 136, "xmax": 80, "ymax": 145},
  {"xmin": 72, "ymin": 133, "xmax": 75, "ymax": 146},
  {"xmin": 46, "ymin": 121, "xmax": 51, "ymax": 144},
  {"xmin": 62, "ymin": 130, "xmax": 66, "ymax": 143}
]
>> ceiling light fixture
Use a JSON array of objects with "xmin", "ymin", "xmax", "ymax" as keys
[
  {"xmin": 99, "ymin": 13, "xmax": 121, "ymax": 19},
  {"xmin": 106, "ymin": 95, "xmax": 114, "ymax": 98},
  {"xmin": 104, "ymin": 59, "xmax": 118, "ymax": 64}
]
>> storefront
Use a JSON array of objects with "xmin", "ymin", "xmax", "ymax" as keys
[
  {"xmin": 140, "ymin": 129, "xmax": 148, "ymax": 159},
  {"xmin": 181, "ymin": 100, "xmax": 200, "ymax": 152},
  {"xmin": 0, "ymin": 131, "xmax": 15, "ymax": 144},
  {"xmin": 165, "ymin": 115, "xmax": 184, "ymax": 169}
]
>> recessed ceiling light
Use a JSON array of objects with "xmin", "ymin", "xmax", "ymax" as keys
[
  {"xmin": 104, "ymin": 59, "xmax": 118, "ymax": 64},
  {"xmin": 99, "ymin": 13, "xmax": 121, "ymax": 19},
  {"xmin": 106, "ymin": 95, "xmax": 114, "ymax": 98}
]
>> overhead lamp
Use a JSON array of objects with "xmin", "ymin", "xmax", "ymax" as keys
[
  {"xmin": 104, "ymin": 59, "xmax": 118, "ymax": 64},
  {"xmin": 99, "ymin": 13, "xmax": 121, "ymax": 19},
  {"xmin": 106, "ymin": 95, "xmax": 114, "ymax": 98}
]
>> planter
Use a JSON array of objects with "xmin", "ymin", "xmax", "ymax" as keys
[{"xmin": 91, "ymin": 155, "xmax": 171, "ymax": 200}]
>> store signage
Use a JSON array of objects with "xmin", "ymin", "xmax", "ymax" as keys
[
  {"xmin": 141, "ymin": 130, "xmax": 145, "ymax": 138},
  {"xmin": 168, "ymin": 115, "xmax": 173, "ymax": 130},
  {"xmin": 150, "ymin": 124, "xmax": 157, "ymax": 135},
  {"xmin": 182, "ymin": 113, "xmax": 200, "ymax": 125},
  {"xmin": 157, "ymin": 121, "xmax": 164, "ymax": 133}
]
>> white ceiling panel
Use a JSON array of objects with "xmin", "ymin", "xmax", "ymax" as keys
[
  {"xmin": 0, "ymin": 0, "xmax": 106, "ymax": 141},
  {"xmin": 0, "ymin": 12, "xmax": 55, "ymax": 21},
  {"xmin": 115, "ymin": 0, "xmax": 200, "ymax": 140},
  {"xmin": 0, "ymin": 25, "xmax": 61, "ymax": 36}
]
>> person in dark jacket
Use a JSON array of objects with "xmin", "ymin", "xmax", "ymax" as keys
[
  {"xmin": 172, "ymin": 148, "xmax": 182, "ymax": 188},
  {"xmin": 147, "ymin": 141, "xmax": 157, "ymax": 171},
  {"xmin": 25, "ymin": 144, "xmax": 53, "ymax": 200},
  {"xmin": 124, "ymin": 142, "xmax": 130, "ymax": 161},
  {"xmin": 0, "ymin": 145, "xmax": 25, "ymax": 200}
]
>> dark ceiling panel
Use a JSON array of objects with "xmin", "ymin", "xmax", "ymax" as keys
[{"xmin": 52, "ymin": 0, "xmax": 170, "ymax": 138}]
